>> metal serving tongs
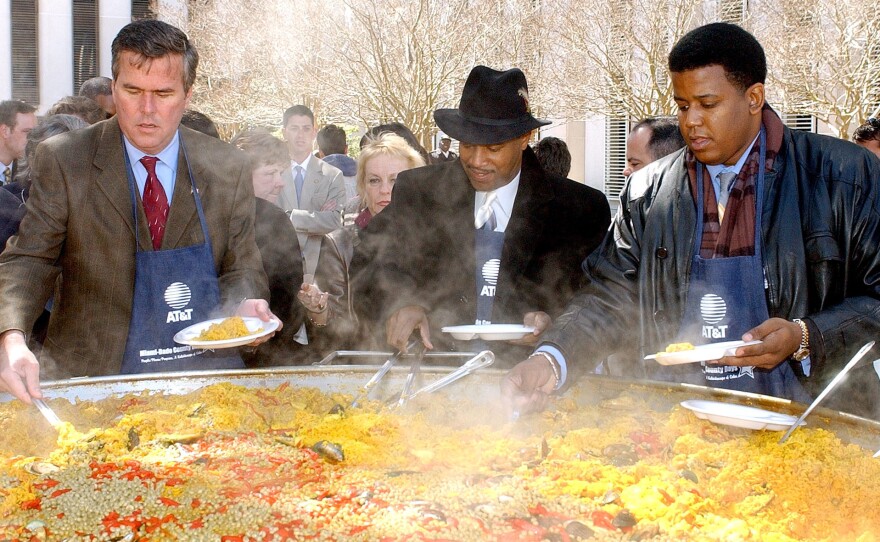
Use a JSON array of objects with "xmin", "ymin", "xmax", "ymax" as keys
[
  {"xmin": 350, "ymin": 340, "xmax": 418, "ymax": 408},
  {"xmin": 404, "ymin": 350, "xmax": 495, "ymax": 401},
  {"xmin": 393, "ymin": 343, "xmax": 427, "ymax": 408},
  {"xmin": 779, "ymin": 340, "xmax": 875, "ymax": 445},
  {"xmin": 33, "ymin": 398, "xmax": 64, "ymax": 430}
]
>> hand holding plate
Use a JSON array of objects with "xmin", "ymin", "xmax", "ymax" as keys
[
  {"xmin": 508, "ymin": 311, "xmax": 551, "ymax": 346},
  {"xmin": 714, "ymin": 317, "xmax": 800, "ymax": 369},
  {"xmin": 236, "ymin": 299, "xmax": 282, "ymax": 346}
]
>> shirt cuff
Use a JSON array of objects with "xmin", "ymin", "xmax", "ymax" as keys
[
  {"xmin": 800, "ymin": 355, "xmax": 811, "ymax": 377},
  {"xmin": 535, "ymin": 345, "xmax": 567, "ymax": 390}
]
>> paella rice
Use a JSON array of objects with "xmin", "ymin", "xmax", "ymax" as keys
[
  {"xmin": 1, "ymin": 382, "xmax": 879, "ymax": 541},
  {"xmin": 194, "ymin": 317, "xmax": 255, "ymax": 342}
]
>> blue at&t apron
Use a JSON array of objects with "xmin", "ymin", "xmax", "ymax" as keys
[
  {"xmin": 661, "ymin": 129, "xmax": 809, "ymax": 402},
  {"xmin": 474, "ymin": 226, "xmax": 505, "ymax": 325},
  {"xmin": 120, "ymin": 135, "xmax": 244, "ymax": 374}
]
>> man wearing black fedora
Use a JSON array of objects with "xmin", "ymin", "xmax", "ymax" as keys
[{"xmin": 352, "ymin": 66, "xmax": 610, "ymax": 364}]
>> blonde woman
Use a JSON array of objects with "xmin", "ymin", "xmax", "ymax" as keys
[{"xmin": 298, "ymin": 132, "xmax": 425, "ymax": 353}]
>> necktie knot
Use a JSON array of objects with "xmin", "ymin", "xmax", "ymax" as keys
[
  {"xmin": 717, "ymin": 171, "xmax": 737, "ymax": 206},
  {"xmin": 475, "ymin": 191, "xmax": 498, "ymax": 230}
]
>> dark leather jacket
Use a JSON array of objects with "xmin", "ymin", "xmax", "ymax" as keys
[{"xmin": 543, "ymin": 126, "xmax": 880, "ymax": 406}]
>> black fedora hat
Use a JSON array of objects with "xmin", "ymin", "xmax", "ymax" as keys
[{"xmin": 434, "ymin": 66, "xmax": 550, "ymax": 145}]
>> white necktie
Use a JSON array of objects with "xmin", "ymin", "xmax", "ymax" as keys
[{"xmin": 475, "ymin": 191, "xmax": 497, "ymax": 230}]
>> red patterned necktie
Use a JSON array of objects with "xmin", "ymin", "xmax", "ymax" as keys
[{"xmin": 139, "ymin": 156, "xmax": 169, "ymax": 250}]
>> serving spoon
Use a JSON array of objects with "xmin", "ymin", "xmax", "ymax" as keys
[
  {"xmin": 33, "ymin": 398, "xmax": 64, "ymax": 430},
  {"xmin": 779, "ymin": 340, "xmax": 875, "ymax": 445}
]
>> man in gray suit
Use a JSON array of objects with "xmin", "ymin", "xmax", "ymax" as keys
[{"xmin": 278, "ymin": 105, "xmax": 346, "ymax": 277}]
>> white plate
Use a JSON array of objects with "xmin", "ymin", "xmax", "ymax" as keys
[
  {"xmin": 680, "ymin": 399, "xmax": 805, "ymax": 431},
  {"xmin": 441, "ymin": 324, "xmax": 536, "ymax": 341},
  {"xmin": 173, "ymin": 317, "xmax": 279, "ymax": 349},
  {"xmin": 645, "ymin": 340, "xmax": 763, "ymax": 365}
]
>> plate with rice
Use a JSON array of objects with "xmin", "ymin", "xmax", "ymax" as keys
[
  {"xmin": 645, "ymin": 340, "xmax": 763, "ymax": 365},
  {"xmin": 174, "ymin": 316, "xmax": 279, "ymax": 349}
]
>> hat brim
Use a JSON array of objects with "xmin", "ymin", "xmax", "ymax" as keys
[{"xmin": 434, "ymin": 109, "xmax": 550, "ymax": 145}]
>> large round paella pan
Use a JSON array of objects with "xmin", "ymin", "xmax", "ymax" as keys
[{"xmin": 2, "ymin": 362, "xmax": 880, "ymax": 541}]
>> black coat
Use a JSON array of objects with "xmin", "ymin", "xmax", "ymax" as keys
[
  {"xmin": 0, "ymin": 183, "xmax": 26, "ymax": 253},
  {"xmin": 242, "ymin": 198, "xmax": 307, "ymax": 366},
  {"xmin": 352, "ymin": 147, "xmax": 611, "ymax": 364}
]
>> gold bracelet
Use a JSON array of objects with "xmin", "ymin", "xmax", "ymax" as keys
[{"xmin": 531, "ymin": 351, "xmax": 561, "ymax": 389}]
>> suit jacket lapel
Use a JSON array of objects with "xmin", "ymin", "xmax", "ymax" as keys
[
  {"xmin": 93, "ymin": 118, "xmax": 152, "ymax": 250},
  {"xmin": 161, "ymin": 129, "xmax": 198, "ymax": 248},
  {"xmin": 278, "ymin": 167, "xmax": 296, "ymax": 210}
]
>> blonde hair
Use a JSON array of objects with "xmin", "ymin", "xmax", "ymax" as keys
[{"xmin": 356, "ymin": 132, "xmax": 426, "ymax": 207}]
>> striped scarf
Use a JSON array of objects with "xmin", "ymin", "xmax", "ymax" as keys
[{"xmin": 687, "ymin": 105, "xmax": 783, "ymax": 258}]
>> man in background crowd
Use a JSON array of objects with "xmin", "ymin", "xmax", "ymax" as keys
[
  {"xmin": 622, "ymin": 117, "xmax": 685, "ymax": 177},
  {"xmin": 853, "ymin": 118, "xmax": 880, "ymax": 160},
  {"xmin": 0, "ymin": 101, "xmax": 37, "ymax": 186},
  {"xmin": 533, "ymin": 136, "xmax": 572, "ymax": 178},
  {"xmin": 79, "ymin": 76, "xmax": 116, "ymax": 117},
  {"xmin": 429, "ymin": 134, "xmax": 457, "ymax": 164},
  {"xmin": 317, "ymin": 124, "xmax": 357, "ymax": 202},
  {"xmin": 278, "ymin": 105, "xmax": 346, "ymax": 277},
  {"xmin": 46, "ymin": 96, "xmax": 108, "ymax": 125}
]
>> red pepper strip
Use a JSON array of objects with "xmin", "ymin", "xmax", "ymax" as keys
[
  {"xmin": 277, "ymin": 381, "xmax": 290, "ymax": 392},
  {"xmin": 529, "ymin": 503, "xmax": 571, "ymax": 520},
  {"xmin": 49, "ymin": 488, "xmax": 72, "ymax": 498},
  {"xmin": 164, "ymin": 477, "xmax": 185, "ymax": 487},
  {"xmin": 20, "ymin": 498, "xmax": 41, "ymax": 511},
  {"xmin": 591, "ymin": 510, "xmax": 615, "ymax": 530},
  {"xmin": 657, "ymin": 487, "xmax": 675, "ymax": 505},
  {"xmin": 191, "ymin": 498, "xmax": 201, "ymax": 509},
  {"xmin": 495, "ymin": 532, "xmax": 543, "ymax": 542},
  {"xmin": 348, "ymin": 525, "xmax": 371, "ymax": 535},
  {"xmin": 508, "ymin": 518, "xmax": 546, "ymax": 535},
  {"xmin": 33, "ymin": 479, "xmax": 60, "ymax": 490},
  {"xmin": 220, "ymin": 536, "xmax": 245, "ymax": 542},
  {"xmin": 158, "ymin": 497, "xmax": 180, "ymax": 507}
]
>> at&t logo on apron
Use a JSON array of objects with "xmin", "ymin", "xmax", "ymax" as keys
[
  {"xmin": 481, "ymin": 259, "xmax": 500, "ymax": 297},
  {"xmin": 165, "ymin": 282, "xmax": 194, "ymax": 323},
  {"xmin": 700, "ymin": 294, "xmax": 728, "ymax": 339}
]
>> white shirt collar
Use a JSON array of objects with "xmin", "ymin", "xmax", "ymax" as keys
[
  {"xmin": 705, "ymin": 132, "xmax": 760, "ymax": 181},
  {"xmin": 292, "ymin": 153, "xmax": 312, "ymax": 171},
  {"xmin": 473, "ymin": 170, "xmax": 521, "ymax": 232}
]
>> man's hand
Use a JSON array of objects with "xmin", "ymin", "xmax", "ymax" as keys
[
  {"xmin": 386, "ymin": 305, "xmax": 433, "ymax": 352},
  {"xmin": 0, "ymin": 330, "xmax": 41, "ymax": 404},
  {"xmin": 508, "ymin": 311, "xmax": 552, "ymax": 346},
  {"xmin": 501, "ymin": 354, "xmax": 558, "ymax": 418},
  {"xmin": 712, "ymin": 317, "xmax": 801, "ymax": 370},
  {"xmin": 236, "ymin": 299, "xmax": 282, "ymax": 346}
]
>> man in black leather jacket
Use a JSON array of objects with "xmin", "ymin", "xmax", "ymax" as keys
[{"xmin": 504, "ymin": 23, "xmax": 880, "ymax": 419}]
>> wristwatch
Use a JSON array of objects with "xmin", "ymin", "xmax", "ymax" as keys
[{"xmin": 792, "ymin": 319, "xmax": 811, "ymax": 361}]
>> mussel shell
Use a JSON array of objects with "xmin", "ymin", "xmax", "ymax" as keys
[
  {"xmin": 564, "ymin": 520, "xmax": 596, "ymax": 540},
  {"xmin": 127, "ymin": 428, "xmax": 140, "ymax": 451},
  {"xmin": 601, "ymin": 489, "xmax": 620, "ymax": 505},
  {"xmin": 612, "ymin": 509, "xmax": 638, "ymax": 528},
  {"xmin": 24, "ymin": 461, "xmax": 60, "ymax": 475},
  {"xmin": 311, "ymin": 440, "xmax": 344, "ymax": 463},
  {"xmin": 328, "ymin": 404, "xmax": 346, "ymax": 415},
  {"xmin": 680, "ymin": 469, "xmax": 699, "ymax": 483}
]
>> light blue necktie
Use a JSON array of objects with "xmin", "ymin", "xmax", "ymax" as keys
[{"xmin": 294, "ymin": 165, "xmax": 305, "ymax": 208}]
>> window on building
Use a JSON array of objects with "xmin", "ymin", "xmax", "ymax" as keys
[
  {"xmin": 11, "ymin": 0, "xmax": 39, "ymax": 104},
  {"xmin": 718, "ymin": 0, "xmax": 745, "ymax": 23},
  {"xmin": 131, "ymin": 0, "xmax": 155, "ymax": 20},
  {"xmin": 73, "ymin": 0, "xmax": 99, "ymax": 94},
  {"xmin": 604, "ymin": 117, "xmax": 629, "ymax": 202},
  {"xmin": 781, "ymin": 113, "xmax": 816, "ymax": 133}
]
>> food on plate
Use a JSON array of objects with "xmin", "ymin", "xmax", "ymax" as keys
[
  {"xmin": 1, "ymin": 384, "xmax": 879, "ymax": 540},
  {"xmin": 664, "ymin": 342, "xmax": 696, "ymax": 353},
  {"xmin": 193, "ymin": 316, "xmax": 257, "ymax": 341}
]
